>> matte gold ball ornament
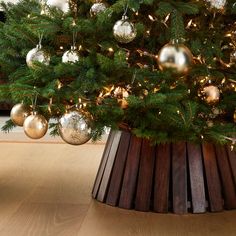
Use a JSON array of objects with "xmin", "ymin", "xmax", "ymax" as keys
[
  {"xmin": 90, "ymin": 2, "xmax": 107, "ymax": 17},
  {"xmin": 23, "ymin": 112, "xmax": 48, "ymax": 139},
  {"xmin": 157, "ymin": 42, "xmax": 193, "ymax": 74},
  {"xmin": 10, "ymin": 103, "xmax": 31, "ymax": 126},
  {"xmin": 26, "ymin": 45, "xmax": 50, "ymax": 68},
  {"xmin": 58, "ymin": 110, "xmax": 92, "ymax": 145},
  {"xmin": 113, "ymin": 15, "xmax": 137, "ymax": 44}
]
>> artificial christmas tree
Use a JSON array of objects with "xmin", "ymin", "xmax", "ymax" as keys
[{"xmin": 0, "ymin": 0, "xmax": 236, "ymax": 213}]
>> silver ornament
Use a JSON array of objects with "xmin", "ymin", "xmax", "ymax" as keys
[
  {"xmin": 206, "ymin": 0, "xmax": 226, "ymax": 10},
  {"xmin": 59, "ymin": 110, "xmax": 92, "ymax": 145},
  {"xmin": 46, "ymin": 0, "xmax": 69, "ymax": 13},
  {"xmin": 10, "ymin": 103, "xmax": 31, "ymax": 126},
  {"xmin": 158, "ymin": 43, "xmax": 193, "ymax": 74},
  {"xmin": 23, "ymin": 112, "xmax": 48, "ymax": 139},
  {"xmin": 62, "ymin": 46, "xmax": 79, "ymax": 63},
  {"xmin": 113, "ymin": 16, "xmax": 137, "ymax": 44},
  {"xmin": 26, "ymin": 45, "xmax": 50, "ymax": 68},
  {"xmin": 90, "ymin": 2, "xmax": 107, "ymax": 17}
]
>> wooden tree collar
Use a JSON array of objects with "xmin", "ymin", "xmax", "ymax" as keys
[{"xmin": 92, "ymin": 130, "xmax": 236, "ymax": 214}]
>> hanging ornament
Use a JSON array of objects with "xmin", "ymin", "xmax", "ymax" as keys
[
  {"xmin": 46, "ymin": 0, "xmax": 69, "ymax": 13},
  {"xmin": 157, "ymin": 42, "xmax": 193, "ymax": 74},
  {"xmin": 230, "ymin": 50, "xmax": 236, "ymax": 63},
  {"xmin": 10, "ymin": 103, "xmax": 31, "ymax": 127},
  {"xmin": 23, "ymin": 112, "xmax": 48, "ymax": 139},
  {"xmin": 90, "ymin": 1, "xmax": 107, "ymax": 17},
  {"xmin": 205, "ymin": 0, "xmax": 226, "ymax": 11},
  {"xmin": 26, "ymin": 44, "xmax": 50, "ymax": 68},
  {"xmin": 199, "ymin": 84, "xmax": 220, "ymax": 105},
  {"xmin": 113, "ymin": 15, "xmax": 137, "ymax": 44},
  {"xmin": 62, "ymin": 46, "xmax": 79, "ymax": 63},
  {"xmin": 58, "ymin": 110, "xmax": 91, "ymax": 145},
  {"xmin": 113, "ymin": 87, "xmax": 129, "ymax": 109}
]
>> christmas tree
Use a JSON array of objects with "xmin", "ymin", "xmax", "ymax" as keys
[{"xmin": 0, "ymin": 0, "xmax": 236, "ymax": 146}]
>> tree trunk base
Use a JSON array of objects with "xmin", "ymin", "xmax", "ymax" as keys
[{"xmin": 92, "ymin": 130, "xmax": 236, "ymax": 214}]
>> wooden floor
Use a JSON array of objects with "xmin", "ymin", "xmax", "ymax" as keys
[{"xmin": 0, "ymin": 140, "xmax": 236, "ymax": 235}]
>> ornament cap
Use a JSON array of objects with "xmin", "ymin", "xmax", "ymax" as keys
[{"xmin": 121, "ymin": 15, "xmax": 128, "ymax": 21}]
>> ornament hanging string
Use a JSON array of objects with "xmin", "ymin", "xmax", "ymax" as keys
[
  {"xmin": 123, "ymin": 3, "xmax": 129, "ymax": 16},
  {"xmin": 38, "ymin": 33, "xmax": 44, "ymax": 48}
]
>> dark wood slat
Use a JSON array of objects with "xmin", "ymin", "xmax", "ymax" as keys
[
  {"xmin": 187, "ymin": 143, "xmax": 206, "ymax": 213},
  {"xmin": 172, "ymin": 142, "xmax": 188, "ymax": 214},
  {"xmin": 135, "ymin": 139, "xmax": 156, "ymax": 211},
  {"xmin": 202, "ymin": 143, "xmax": 223, "ymax": 212},
  {"xmin": 227, "ymin": 146, "xmax": 236, "ymax": 187},
  {"xmin": 153, "ymin": 144, "xmax": 171, "ymax": 213},
  {"xmin": 97, "ymin": 131, "xmax": 122, "ymax": 202},
  {"xmin": 215, "ymin": 146, "xmax": 236, "ymax": 209},
  {"xmin": 119, "ymin": 135, "xmax": 142, "ymax": 209},
  {"xmin": 106, "ymin": 131, "xmax": 131, "ymax": 206},
  {"xmin": 92, "ymin": 131, "xmax": 115, "ymax": 198}
]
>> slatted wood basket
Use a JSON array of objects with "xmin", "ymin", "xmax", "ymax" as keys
[{"xmin": 92, "ymin": 130, "xmax": 236, "ymax": 214}]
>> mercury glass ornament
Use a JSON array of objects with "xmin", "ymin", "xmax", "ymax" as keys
[
  {"xmin": 157, "ymin": 43, "xmax": 193, "ymax": 74},
  {"xmin": 59, "ymin": 110, "xmax": 91, "ymax": 145},
  {"xmin": 62, "ymin": 46, "xmax": 79, "ymax": 63},
  {"xmin": 230, "ymin": 50, "xmax": 236, "ymax": 63},
  {"xmin": 206, "ymin": 0, "xmax": 226, "ymax": 10},
  {"xmin": 201, "ymin": 85, "xmax": 220, "ymax": 104},
  {"xmin": 113, "ymin": 15, "xmax": 137, "ymax": 44},
  {"xmin": 47, "ymin": 0, "xmax": 69, "ymax": 13},
  {"xmin": 10, "ymin": 103, "xmax": 31, "ymax": 126},
  {"xmin": 90, "ymin": 2, "xmax": 107, "ymax": 17},
  {"xmin": 26, "ymin": 45, "xmax": 50, "ymax": 68},
  {"xmin": 23, "ymin": 112, "xmax": 48, "ymax": 139}
]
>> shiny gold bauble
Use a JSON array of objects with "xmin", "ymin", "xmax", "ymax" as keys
[
  {"xmin": 90, "ymin": 2, "xmax": 107, "ymax": 17},
  {"xmin": 23, "ymin": 112, "xmax": 48, "ymax": 139},
  {"xmin": 113, "ymin": 87, "xmax": 129, "ymax": 109},
  {"xmin": 113, "ymin": 16, "xmax": 137, "ymax": 44},
  {"xmin": 10, "ymin": 103, "xmax": 31, "ymax": 126},
  {"xmin": 157, "ymin": 43, "xmax": 193, "ymax": 74},
  {"xmin": 58, "ymin": 110, "xmax": 91, "ymax": 145},
  {"xmin": 201, "ymin": 85, "xmax": 220, "ymax": 104}
]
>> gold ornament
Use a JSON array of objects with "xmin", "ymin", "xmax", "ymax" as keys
[
  {"xmin": 113, "ymin": 16, "xmax": 137, "ymax": 44},
  {"xmin": 234, "ymin": 110, "xmax": 236, "ymax": 122},
  {"xmin": 10, "ymin": 103, "xmax": 31, "ymax": 126},
  {"xmin": 90, "ymin": 2, "xmax": 107, "ymax": 17},
  {"xmin": 157, "ymin": 42, "xmax": 193, "ymax": 74},
  {"xmin": 46, "ymin": 0, "xmax": 69, "ymax": 13},
  {"xmin": 58, "ymin": 110, "xmax": 91, "ymax": 145},
  {"xmin": 113, "ymin": 87, "xmax": 129, "ymax": 109},
  {"xmin": 23, "ymin": 112, "xmax": 48, "ymax": 139},
  {"xmin": 26, "ymin": 45, "xmax": 50, "ymax": 68},
  {"xmin": 200, "ymin": 85, "xmax": 220, "ymax": 104},
  {"xmin": 230, "ymin": 50, "xmax": 236, "ymax": 63},
  {"xmin": 205, "ymin": 0, "xmax": 226, "ymax": 11},
  {"xmin": 62, "ymin": 46, "xmax": 79, "ymax": 63}
]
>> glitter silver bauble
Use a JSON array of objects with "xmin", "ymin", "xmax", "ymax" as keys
[
  {"xmin": 59, "ymin": 110, "xmax": 92, "ymax": 145},
  {"xmin": 201, "ymin": 85, "xmax": 220, "ymax": 104},
  {"xmin": 157, "ymin": 43, "xmax": 193, "ymax": 74},
  {"xmin": 23, "ymin": 112, "xmax": 48, "ymax": 139},
  {"xmin": 26, "ymin": 45, "xmax": 50, "ymax": 68},
  {"xmin": 206, "ymin": 0, "xmax": 226, "ymax": 10},
  {"xmin": 113, "ymin": 16, "xmax": 137, "ymax": 44},
  {"xmin": 10, "ymin": 103, "xmax": 31, "ymax": 127},
  {"xmin": 47, "ymin": 0, "xmax": 69, "ymax": 13},
  {"xmin": 90, "ymin": 2, "xmax": 107, "ymax": 16},
  {"xmin": 62, "ymin": 46, "xmax": 79, "ymax": 63}
]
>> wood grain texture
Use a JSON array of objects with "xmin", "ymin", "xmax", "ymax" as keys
[
  {"xmin": 187, "ymin": 143, "xmax": 206, "ymax": 213},
  {"xmin": 153, "ymin": 144, "xmax": 171, "ymax": 213},
  {"xmin": 92, "ymin": 131, "xmax": 115, "ymax": 198},
  {"xmin": 106, "ymin": 131, "xmax": 131, "ymax": 206},
  {"xmin": 202, "ymin": 143, "xmax": 223, "ymax": 212},
  {"xmin": 97, "ymin": 131, "xmax": 122, "ymax": 202},
  {"xmin": 135, "ymin": 139, "xmax": 156, "ymax": 211},
  {"xmin": 119, "ymin": 135, "xmax": 142, "ymax": 209},
  {"xmin": 172, "ymin": 142, "xmax": 188, "ymax": 214},
  {"xmin": 214, "ymin": 146, "xmax": 236, "ymax": 209}
]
